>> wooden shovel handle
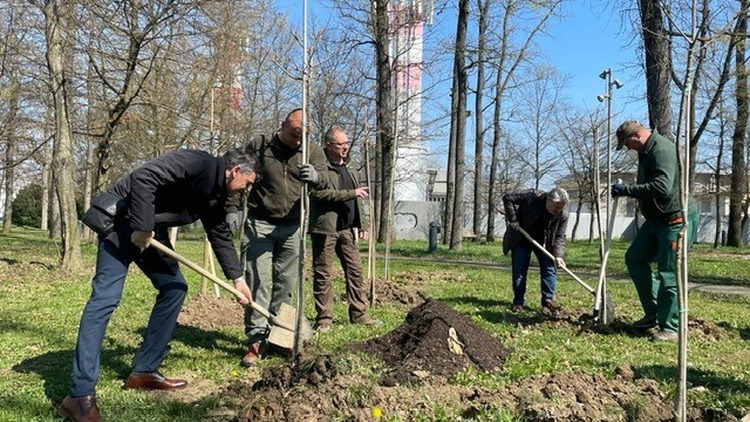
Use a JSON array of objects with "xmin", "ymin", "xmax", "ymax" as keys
[
  {"xmin": 514, "ymin": 225, "xmax": 595, "ymax": 294},
  {"xmin": 149, "ymin": 239, "xmax": 272, "ymax": 321}
]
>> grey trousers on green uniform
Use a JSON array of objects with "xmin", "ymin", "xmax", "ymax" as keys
[
  {"xmin": 242, "ymin": 216, "xmax": 300, "ymax": 345},
  {"xmin": 311, "ymin": 229, "xmax": 368, "ymax": 325},
  {"xmin": 625, "ymin": 212, "xmax": 699, "ymax": 333}
]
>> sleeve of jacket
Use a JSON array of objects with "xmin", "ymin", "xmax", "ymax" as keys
[
  {"xmin": 307, "ymin": 146, "xmax": 337, "ymax": 191},
  {"xmin": 128, "ymin": 151, "xmax": 202, "ymax": 232},
  {"xmin": 624, "ymin": 143, "xmax": 676, "ymax": 200},
  {"xmin": 202, "ymin": 203, "xmax": 243, "ymax": 280},
  {"xmin": 551, "ymin": 211, "xmax": 569, "ymax": 258},
  {"xmin": 502, "ymin": 189, "xmax": 535, "ymax": 224}
]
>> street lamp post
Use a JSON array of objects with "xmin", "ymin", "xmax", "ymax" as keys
[
  {"xmin": 597, "ymin": 69, "xmax": 623, "ymax": 227},
  {"xmin": 595, "ymin": 69, "xmax": 623, "ymax": 325}
]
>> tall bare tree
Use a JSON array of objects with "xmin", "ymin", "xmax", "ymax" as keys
[
  {"xmin": 44, "ymin": 0, "xmax": 81, "ymax": 270},
  {"xmin": 485, "ymin": 0, "xmax": 562, "ymax": 241},
  {"xmin": 472, "ymin": 0, "xmax": 490, "ymax": 239},
  {"xmin": 448, "ymin": 0, "xmax": 470, "ymax": 250},
  {"xmin": 638, "ymin": 0, "xmax": 673, "ymax": 138},
  {"xmin": 728, "ymin": 0, "xmax": 747, "ymax": 246},
  {"xmin": 372, "ymin": 0, "xmax": 396, "ymax": 242}
]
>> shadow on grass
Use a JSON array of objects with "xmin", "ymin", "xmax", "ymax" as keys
[
  {"xmin": 441, "ymin": 295, "xmax": 583, "ymax": 326},
  {"xmin": 12, "ymin": 345, "xmax": 136, "ymax": 404},
  {"xmin": 716, "ymin": 322, "xmax": 750, "ymax": 342},
  {"xmin": 638, "ymin": 364, "xmax": 750, "ymax": 396},
  {"xmin": 151, "ymin": 323, "xmax": 247, "ymax": 356},
  {"xmin": 690, "ymin": 275, "xmax": 750, "ymax": 288}
]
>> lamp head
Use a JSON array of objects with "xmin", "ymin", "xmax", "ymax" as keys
[
  {"xmin": 613, "ymin": 80, "xmax": 624, "ymax": 89},
  {"xmin": 599, "ymin": 70, "xmax": 609, "ymax": 80},
  {"xmin": 596, "ymin": 94, "xmax": 607, "ymax": 103}
]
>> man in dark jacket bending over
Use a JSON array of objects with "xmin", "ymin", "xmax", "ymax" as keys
[
  {"xmin": 59, "ymin": 148, "xmax": 257, "ymax": 422},
  {"xmin": 502, "ymin": 187, "xmax": 569, "ymax": 312}
]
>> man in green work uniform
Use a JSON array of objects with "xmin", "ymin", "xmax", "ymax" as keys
[{"xmin": 611, "ymin": 120, "xmax": 699, "ymax": 342}]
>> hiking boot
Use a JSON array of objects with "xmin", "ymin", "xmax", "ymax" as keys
[
  {"xmin": 632, "ymin": 314, "xmax": 658, "ymax": 330},
  {"xmin": 652, "ymin": 330, "xmax": 678, "ymax": 342},
  {"xmin": 351, "ymin": 314, "xmax": 383, "ymax": 326},
  {"xmin": 511, "ymin": 304, "xmax": 524, "ymax": 313},
  {"xmin": 240, "ymin": 343, "xmax": 263, "ymax": 367},
  {"xmin": 542, "ymin": 301, "xmax": 562, "ymax": 312}
]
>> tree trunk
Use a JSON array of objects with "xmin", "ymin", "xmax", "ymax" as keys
[
  {"xmin": 728, "ymin": 0, "xmax": 747, "ymax": 247},
  {"xmin": 443, "ymin": 72, "xmax": 457, "ymax": 244},
  {"xmin": 449, "ymin": 0, "xmax": 469, "ymax": 251},
  {"xmin": 2, "ymin": 70, "xmax": 19, "ymax": 234},
  {"xmin": 373, "ymin": 0, "xmax": 395, "ymax": 243},
  {"xmin": 639, "ymin": 0, "xmax": 674, "ymax": 138},
  {"xmin": 45, "ymin": 0, "xmax": 81, "ymax": 271},
  {"xmin": 472, "ymin": 0, "xmax": 489, "ymax": 240}
]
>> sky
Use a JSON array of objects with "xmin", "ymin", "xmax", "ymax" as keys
[{"xmin": 273, "ymin": 0, "xmax": 651, "ymax": 160}]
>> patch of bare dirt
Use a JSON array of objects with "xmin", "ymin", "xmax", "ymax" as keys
[
  {"xmin": 373, "ymin": 278, "xmax": 425, "ymax": 307},
  {"xmin": 199, "ymin": 299, "xmax": 738, "ymax": 422},
  {"xmin": 207, "ymin": 365, "xmax": 737, "ymax": 421},
  {"xmin": 688, "ymin": 318, "xmax": 725, "ymax": 341},
  {"xmin": 178, "ymin": 295, "xmax": 245, "ymax": 330},
  {"xmin": 358, "ymin": 298, "xmax": 511, "ymax": 385}
]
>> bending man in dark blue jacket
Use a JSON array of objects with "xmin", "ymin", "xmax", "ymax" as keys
[
  {"xmin": 60, "ymin": 148, "xmax": 257, "ymax": 422},
  {"xmin": 502, "ymin": 188, "xmax": 569, "ymax": 312}
]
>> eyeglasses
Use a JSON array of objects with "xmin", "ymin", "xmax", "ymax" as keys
[{"xmin": 329, "ymin": 142, "xmax": 349, "ymax": 148}]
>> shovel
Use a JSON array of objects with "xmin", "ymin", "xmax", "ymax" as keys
[
  {"xmin": 515, "ymin": 225, "xmax": 614, "ymax": 318},
  {"xmin": 592, "ymin": 194, "xmax": 620, "ymax": 324},
  {"xmin": 149, "ymin": 239, "xmax": 304, "ymax": 349}
]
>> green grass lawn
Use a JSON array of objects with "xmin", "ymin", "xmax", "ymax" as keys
[{"xmin": 1, "ymin": 227, "xmax": 749, "ymax": 421}]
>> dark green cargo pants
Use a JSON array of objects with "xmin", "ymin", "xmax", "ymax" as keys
[{"xmin": 625, "ymin": 211, "xmax": 698, "ymax": 333}]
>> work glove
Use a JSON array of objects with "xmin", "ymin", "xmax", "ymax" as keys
[
  {"xmin": 611, "ymin": 183, "xmax": 626, "ymax": 198},
  {"xmin": 298, "ymin": 163, "xmax": 320, "ymax": 184},
  {"xmin": 508, "ymin": 221, "xmax": 520, "ymax": 231},
  {"xmin": 233, "ymin": 277, "xmax": 252, "ymax": 307},
  {"xmin": 555, "ymin": 257, "xmax": 566, "ymax": 269},
  {"xmin": 131, "ymin": 230, "xmax": 153, "ymax": 250},
  {"xmin": 225, "ymin": 211, "xmax": 242, "ymax": 234}
]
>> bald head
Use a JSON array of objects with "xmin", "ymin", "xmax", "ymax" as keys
[{"xmin": 324, "ymin": 127, "xmax": 350, "ymax": 164}]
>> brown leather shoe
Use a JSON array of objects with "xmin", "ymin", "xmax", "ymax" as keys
[
  {"xmin": 542, "ymin": 301, "xmax": 562, "ymax": 312},
  {"xmin": 124, "ymin": 371, "xmax": 188, "ymax": 390},
  {"xmin": 240, "ymin": 343, "xmax": 263, "ymax": 367},
  {"xmin": 59, "ymin": 395, "xmax": 101, "ymax": 422}
]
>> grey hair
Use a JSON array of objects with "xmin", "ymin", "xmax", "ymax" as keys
[
  {"xmin": 223, "ymin": 147, "xmax": 259, "ymax": 174},
  {"xmin": 548, "ymin": 187, "xmax": 569, "ymax": 204},
  {"xmin": 325, "ymin": 127, "xmax": 346, "ymax": 143}
]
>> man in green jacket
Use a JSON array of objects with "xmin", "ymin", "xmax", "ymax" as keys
[
  {"xmin": 238, "ymin": 109, "xmax": 334, "ymax": 366},
  {"xmin": 612, "ymin": 120, "xmax": 699, "ymax": 342},
  {"xmin": 309, "ymin": 127, "xmax": 381, "ymax": 332}
]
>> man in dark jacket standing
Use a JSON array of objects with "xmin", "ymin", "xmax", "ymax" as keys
[
  {"xmin": 59, "ymin": 148, "xmax": 257, "ymax": 422},
  {"xmin": 502, "ymin": 187, "xmax": 569, "ymax": 312},
  {"xmin": 612, "ymin": 120, "xmax": 699, "ymax": 342},
  {"xmin": 309, "ymin": 127, "xmax": 382, "ymax": 332},
  {"xmin": 238, "ymin": 109, "xmax": 334, "ymax": 367}
]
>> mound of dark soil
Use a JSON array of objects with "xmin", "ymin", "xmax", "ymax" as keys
[{"xmin": 358, "ymin": 298, "xmax": 511, "ymax": 384}]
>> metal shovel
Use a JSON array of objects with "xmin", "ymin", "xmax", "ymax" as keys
[
  {"xmin": 514, "ymin": 225, "xmax": 614, "ymax": 319},
  {"xmin": 149, "ymin": 239, "xmax": 304, "ymax": 349}
]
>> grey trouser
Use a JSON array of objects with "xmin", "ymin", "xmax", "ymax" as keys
[
  {"xmin": 311, "ymin": 229, "xmax": 368, "ymax": 324},
  {"xmin": 242, "ymin": 216, "xmax": 300, "ymax": 345}
]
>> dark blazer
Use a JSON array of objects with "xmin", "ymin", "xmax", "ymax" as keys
[
  {"xmin": 107, "ymin": 149, "xmax": 242, "ymax": 280},
  {"xmin": 502, "ymin": 189, "xmax": 569, "ymax": 258}
]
